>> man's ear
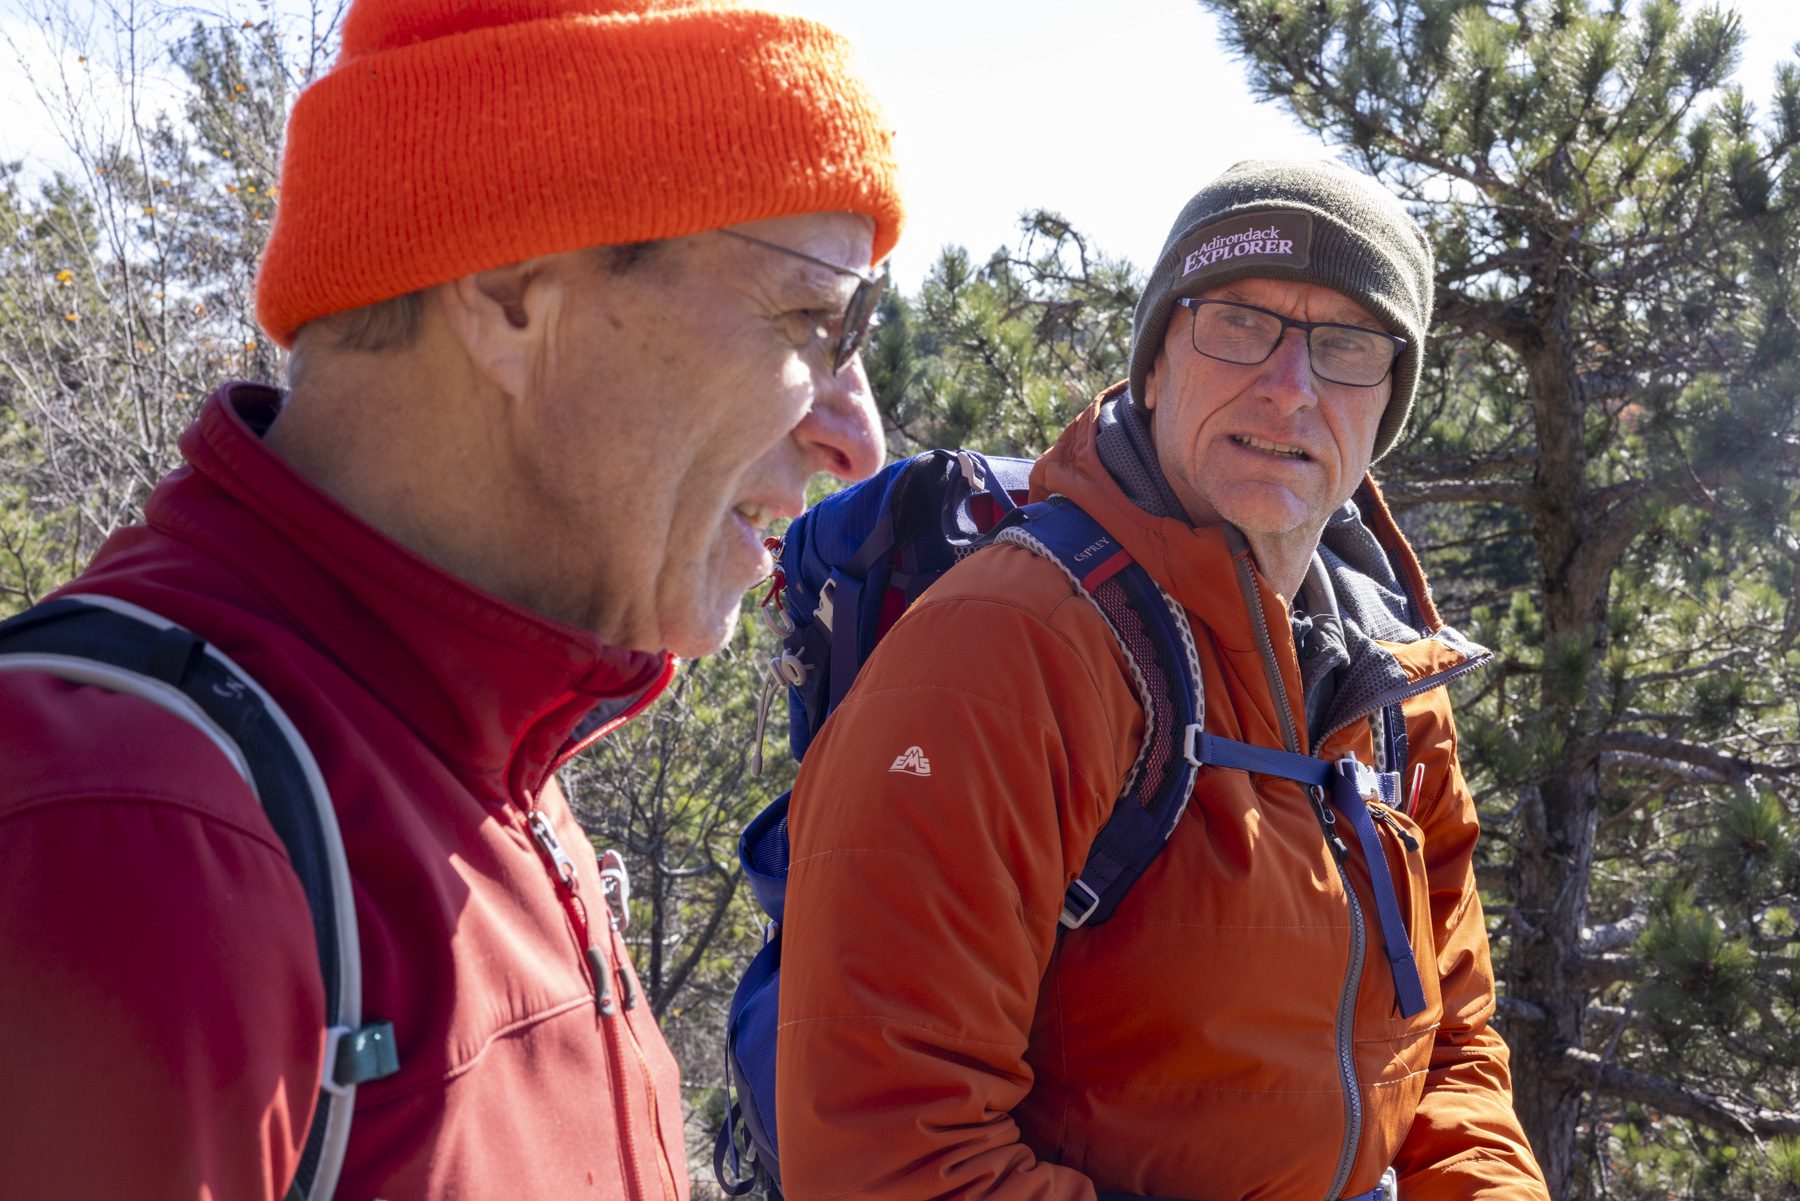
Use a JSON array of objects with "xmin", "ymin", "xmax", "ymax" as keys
[
  {"xmin": 437, "ymin": 258, "xmax": 561, "ymax": 398},
  {"xmin": 1141, "ymin": 359, "xmax": 1161, "ymax": 411}
]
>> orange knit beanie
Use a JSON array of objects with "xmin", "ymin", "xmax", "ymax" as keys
[{"xmin": 255, "ymin": 0, "xmax": 904, "ymax": 347}]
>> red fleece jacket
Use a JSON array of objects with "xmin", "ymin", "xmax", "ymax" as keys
[{"xmin": 0, "ymin": 383, "xmax": 686, "ymax": 1200}]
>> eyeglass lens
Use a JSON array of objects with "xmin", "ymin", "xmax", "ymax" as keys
[
  {"xmin": 1188, "ymin": 300, "xmax": 1400, "ymax": 387},
  {"xmin": 835, "ymin": 269, "xmax": 888, "ymax": 373},
  {"xmin": 719, "ymin": 228, "xmax": 887, "ymax": 375}
]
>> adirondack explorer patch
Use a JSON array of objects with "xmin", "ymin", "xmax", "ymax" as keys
[{"xmin": 1177, "ymin": 211, "xmax": 1313, "ymax": 280}]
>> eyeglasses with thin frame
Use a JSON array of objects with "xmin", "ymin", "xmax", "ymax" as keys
[
  {"xmin": 719, "ymin": 228, "xmax": 889, "ymax": 374},
  {"xmin": 1176, "ymin": 297, "xmax": 1407, "ymax": 388}
]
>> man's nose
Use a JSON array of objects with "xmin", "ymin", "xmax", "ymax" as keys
[
  {"xmin": 798, "ymin": 357, "xmax": 885, "ymax": 482},
  {"xmin": 1254, "ymin": 329, "xmax": 1319, "ymax": 413}
]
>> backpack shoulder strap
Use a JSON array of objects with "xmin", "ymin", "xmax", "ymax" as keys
[
  {"xmin": 0, "ymin": 594, "xmax": 397, "ymax": 1201},
  {"xmin": 995, "ymin": 500, "xmax": 1207, "ymax": 928}
]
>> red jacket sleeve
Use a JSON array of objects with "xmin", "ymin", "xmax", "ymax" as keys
[{"xmin": 0, "ymin": 673, "xmax": 326, "ymax": 1201}]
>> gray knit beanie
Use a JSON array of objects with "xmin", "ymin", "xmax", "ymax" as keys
[{"xmin": 1129, "ymin": 159, "xmax": 1434, "ymax": 460}]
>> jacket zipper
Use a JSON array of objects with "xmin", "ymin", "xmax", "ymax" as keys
[
  {"xmin": 1309, "ymin": 783, "xmax": 1368, "ymax": 1201},
  {"xmin": 1227, "ymin": 539, "xmax": 1303, "ymax": 755},
  {"xmin": 1369, "ymin": 803, "xmax": 1420, "ymax": 854},
  {"xmin": 1367, "ymin": 804, "xmax": 1424, "ymax": 971},
  {"xmin": 1229, "ymin": 541, "xmax": 1362, "ymax": 1201},
  {"xmin": 595, "ymin": 917, "xmax": 662, "ymax": 1201},
  {"xmin": 1230, "ymin": 543, "xmax": 1486, "ymax": 1197},
  {"xmin": 603, "ymin": 912, "xmax": 680, "ymax": 1201},
  {"xmin": 525, "ymin": 806, "xmax": 654, "ymax": 1201}
]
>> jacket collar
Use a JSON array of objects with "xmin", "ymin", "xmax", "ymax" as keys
[
  {"xmin": 145, "ymin": 382, "xmax": 674, "ymax": 800},
  {"xmin": 1033, "ymin": 385, "xmax": 1263, "ymax": 655}
]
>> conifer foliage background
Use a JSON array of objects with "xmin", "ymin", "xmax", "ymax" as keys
[
  {"xmin": 2, "ymin": 1, "xmax": 1798, "ymax": 1196},
  {"xmin": 1186, "ymin": 0, "xmax": 1800, "ymax": 1193}
]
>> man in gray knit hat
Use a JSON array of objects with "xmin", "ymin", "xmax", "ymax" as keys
[
  {"xmin": 1126, "ymin": 157, "xmax": 1435, "ymax": 604},
  {"xmin": 778, "ymin": 160, "xmax": 1549, "ymax": 1201}
]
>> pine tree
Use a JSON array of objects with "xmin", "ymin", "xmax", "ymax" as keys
[
  {"xmin": 0, "ymin": 3, "xmax": 330, "ymax": 617},
  {"xmin": 1195, "ymin": 0, "xmax": 1800, "ymax": 1193},
  {"xmin": 869, "ymin": 211, "xmax": 1139, "ymax": 457}
]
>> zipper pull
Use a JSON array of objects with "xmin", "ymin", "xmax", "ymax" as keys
[
  {"xmin": 585, "ymin": 946, "xmax": 620, "ymax": 1017},
  {"xmin": 1370, "ymin": 804, "xmax": 1420, "ymax": 853},
  {"xmin": 570, "ymin": 892, "xmax": 619, "ymax": 1018},
  {"xmin": 527, "ymin": 810, "xmax": 578, "ymax": 891},
  {"xmin": 1308, "ymin": 785, "xmax": 1350, "ymax": 862},
  {"xmin": 609, "ymin": 910, "xmax": 640, "ymax": 1011},
  {"xmin": 530, "ymin": 811, "xmax": 619, "ymax": 1017}
]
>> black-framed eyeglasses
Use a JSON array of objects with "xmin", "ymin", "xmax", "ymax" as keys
[
  {"xmin": 720, "ymin": 228, "xmax": 889, "ymax": 374},
  {"xmin": 1176, "ymin": 298, "xmax": 1407, "ymax": 388}
]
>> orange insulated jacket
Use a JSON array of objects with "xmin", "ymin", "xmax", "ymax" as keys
[{"xmin": 776, "ymin": 395, "xmax": 1548, "ymax": 1201}]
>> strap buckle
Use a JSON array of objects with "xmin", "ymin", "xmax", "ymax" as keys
[
  {"xmin": 1183, "ymin": 723, "xmax": 1206, "ymax": 768},
  {"xmin": 1059, "ymin": 878, "xmax": 1102, "ymax": 929},
  {"xmin": 322, "ymin": 1021, "xmax": 400, "ymax": 1096},
  {"xmin": 955, "ymin": 449, "xmax": 986, "ymax": 491}
]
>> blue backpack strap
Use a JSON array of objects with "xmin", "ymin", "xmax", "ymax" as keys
[
  {"xmin": 0, "ymin": 595, "xmax": 398, "ymax": 1200},
  {"xmin": 997, "ymin": 510, "xmax": 1428, "ymax": 1014},
  {"xmin": 1192, "ymin": 734, "xmax": 1425, "ymax": 1017},
  {"xmin": 1327, "ymin": 759, "xmax": 1428, "ymax": 1018},
  {"xmin": 997, "ymin": 500, "xmax": 1205, "ymax": 929},
  {"xmin": 715, "ymin": 788, "xmax": 794, "ymax": 1197},
  {"xmin": 799, "ymin": 450, "xmax": 1029, "ymax": 724},
  {"xmin": 1188, "ymin": 732, "xmax": 1330, "ymax": 785}
]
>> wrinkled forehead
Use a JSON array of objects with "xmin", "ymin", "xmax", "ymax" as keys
[{"xmin": 1199, "ymin": 278, "xmax": 1387, "ymax": 330}]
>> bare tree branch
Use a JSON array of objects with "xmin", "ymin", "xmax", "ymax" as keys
[
  {"xmin": 1578, "ymin": 953, "xmax": 1639, "ymax": 989},
  {"xmin": 1595, "ymin": 732, "xmax": 1795, "ymax": 783},
  {"xmin": 1381, "ymin": 478, "xmax": 1532, "ymax": 510},
  {"xmin": 1550, "ymin": 1046, "xmax": 1800, "ymax": 1137},
  {"xmin": 1581, "ymin": 912, "xmax": 1648, "ymax": 956}
]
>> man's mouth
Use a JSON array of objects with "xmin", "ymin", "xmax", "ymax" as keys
[
  {"xmin": 734, "ymin": 502, "xmax": 777, "ymax": 532},
  {"xmin": 1232, "ymin": 434, "xmax": 1310, "ymax": 460}
]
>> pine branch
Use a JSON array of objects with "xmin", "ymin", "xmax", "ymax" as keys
[
  {"xmin": 1380, "ymin": 478, "xmax": 1532, "ymax": 510},
  {"xmin": 1578, "ymin": 953, "xmax": 1639, "ymax": 989},
  {"xmin": 1581, "ymin": 912, "xmax": 1648, "ymax": 956},
  {"xmin": 1435, "ymin": 290, "xmax": 1543, "ymax": 350},
  {"xmin": 1384, "ymin": 444, "xmax": 1539, "ymax": 484},
  {"xmin": 1593, "ymin": 731, "xmax": 1795, "ymax": 782},
  {"xmin": 1551, "ymin": 1046, "xmax": 1800, "ymax": 1137},
  {"xmin": 650, "ymin": 869, "xmax": 738, "ymax": 1019}
]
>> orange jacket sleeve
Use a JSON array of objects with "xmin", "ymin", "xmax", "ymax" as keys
[
  {"xmin": 777, "ymin": 556, "xmax": 1138, "ymax": 1201},
  {"xmin": 1393, "ymin": 694, "xmax": 1550, "ymax": 1200}
]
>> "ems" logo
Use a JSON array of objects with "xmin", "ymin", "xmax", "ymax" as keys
[{"xmin": 888, "ymin": 746, "xmax": 932, "ymax": 777}]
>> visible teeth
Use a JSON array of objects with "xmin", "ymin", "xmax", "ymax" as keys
[
  {"xmin": 1236, "ymin": 435, "xmax": 1307, "ymax": 459},
  {"xmin": 736, "ymin": 503, "xmax": 774, "ymax": 529}
]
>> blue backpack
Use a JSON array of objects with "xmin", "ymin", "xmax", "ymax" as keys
[
  {"xmin": 0, "ymin": 594, "xmax": 400, "ymax": 1201},
  {"xmin": 712, "ymin": 449, "xmax": 1429, "ymax": 1200}
]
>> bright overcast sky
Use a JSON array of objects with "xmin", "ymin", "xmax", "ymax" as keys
[
  {"xmin": 782, "ymin": 0, "xmax": 1800, "ymax": 288},
  {"xmin": 4, "ymin": 0, "xmax": 1799, "ymax": 290}
]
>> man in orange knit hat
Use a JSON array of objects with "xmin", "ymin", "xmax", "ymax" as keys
[{"xmin": 0, "ymin": 1, "xmax": 900, "ymax": 1198}]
